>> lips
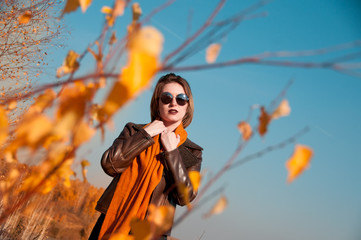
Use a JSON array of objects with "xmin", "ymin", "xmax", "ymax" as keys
[{"xmin": 168, "ymin": 109, "xmax": 178, "ymax": 114}]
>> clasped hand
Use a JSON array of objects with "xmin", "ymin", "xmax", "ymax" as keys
[{"xmin": 144, "ymin": 120, "xmax": 180, "ymax": 152}]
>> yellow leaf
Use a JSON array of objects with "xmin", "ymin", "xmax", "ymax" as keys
[
  {"xmin": 101, "ymin": 6, "xmax": 113, "ymax": 15},
  {"xmin": 0, "ymin": 106, "xmax": 8, "ymax": 145},
  {"xmin": 79, "ymin": 0, "xmax": 92, "ymax": 13},
  {"xmin": 130, "ymin": 218, "xmax": 151, "ymax": 240},
  {"xmin": 31, "ymin": 89, "xmax": 56, "ymax": 113},
  {"xmin": 114, "ymin": 0, "xmax": 126, "ymax": 17},
  {"xmin": 188, "ymin": 171, "xmax": 201, "ymax": 192},
  {"xmin": 203, "ymin": 195, "xmax": 228, "ymax": 218},
  {"xmin": 56, "ymin": 82, "xmax": 89, "ymax": 123},
  {"xmin": 272, "ymin": 99, "xmax": 291, "ymax": 119},
  {"xmin": 147, "ymin": 204, "xmax": 175, "ymax": 236},
  {"xmin": 18, "ymin": 10, "xmax": 32, "ymax": 24},
  {"xmin": 109, "ymin": 232, "xmax": 134, "ymax": 240},
  {"xmin": 258, "ymin": 106, "xmax": 271, "ymax": 137},
  {"xmin": 129, "ymin": 26, "xmax": 164, "ymax": 57},
  {"xmin": 237, "ymin": 121, "xmax": 252, "ymax": 141},
  {"xmin": 7, "ymin": 101, "xmax": 17, "ymax": 110},
  {"xmin": 73, "ymin": 121, "xmax": 95, "ymax": 146},
  {"xmin": 102, "ymin": 27, "xmax": 163, "ymax": 119},
  {"xmin": 177, "ymin": 183, "xmax": 190, "ymax": 208},
  {"xmin": 53, "ymin": 111, "xmax": 78, "ymax": 141},
  {"xmin": 206, "ymin": 43, "xmax": 221, "ymax": 63},
  {"xmin": 286, "ymin": 144, "xmax": 313, "ymax": 183},
  {"xmin": 132, "ymin": 3, "xmax": 142, "ymax": 21},
  {"xmin": 63, "ymin": 0, "xmax": 80, "ymax": 15},
  {"xmin": 81, "ymin": 159, "xmax": 90, "ymax": 168},
  {"xmin": 4, "ymin": 151, "xmax": 16, "ymax": 163},
  {"xmin": 101, "ymin": 0, "xmax": 126, "ymax": 27},
  {"xmin": 81, "ymin": 159, "xmax": 90, "ymax": 183},
  {"xmin": 15, "ymin": 114, "xmax": 53, "ymax": 149},
  {"xmin": 56, "ymin": 50, "xmax": 80, "ymax": 78},
  {"xmin": 103, "ymin": 52, "xmax": 156, "ymax": 119}
]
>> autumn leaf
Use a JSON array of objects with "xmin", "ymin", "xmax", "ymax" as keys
[
  {"xmin": 0, "ymin": 106, "xmax": 8, "ymax": 145},
  {"xmin": 130, "ymin": 218, "xmax": 151, "ymax": 240},
  {"xmin": 109, "ymin": 232, "xmax": 134, "ymax": 240},
  {"xmin": 7, "ymin": 101, "xmax": 17, "ymax": 110},
  {"xmin": 56, "ymin": 50, "xmax": 80, "ymax": 78},
  {"xmin": 178, "ymin": 183, "xmax": 190, "ymax": 208},
  {"xmin": 103, "ymin": 27, "xmax": 163, "ymax": 119},
  {"xmin": 19, "ymin": 152, "xmax": 74, "ymax": 194},
  {"xmin": 102, "ymin": 0, "xmax": 126, "ymax": 27},
  {"xmin": 203, "ymin": 195, "xmax": 228, "ymax": 218},
  {"xmin": 101, "ymin": 6, "xmax": 113, "ymax": 15},
  {"xmin": 79, "ymin": 0, "xmax": 92, "ymax": 13},
  {"xmin": 258, "ymin": 106, "xmax": 271, "ymax": 136},
  {"xmin": 132, "ymin": 3, "xmax": 142, "ymax": 21},
  {"xmin": 147, "ymin": 204, "xmax": 175, "ymax": 236},
  {"xmin": 73, "ymin": 121, "xmax": 95, "ymax": 147},
  {"xmin": 188, "ymin": 171, "xmax": 201, "ymax": 192},
  {"xmin": 286, "ymin": 144, "xmax": 313, "ymax": 183},
  {"xmin": 128, "ymin": 26, "xmax": 164, "ymax": 57},
  {"xmin": 14, "ymin": 113, "xmax": 53, "ymax": 150},
  {"xmin": 18, "ymin": 10, "xmax": 32, "ymax": 24},
  {"xmin": 114, "ymin": 0, "xmax": 126, "ymax": 17},
  {"xmin": 272, "ymin": 99, "xmax": 291, "ymax": 119},
  {"xmin": 63, "ymin": 0, "xmax": 80, "ymax": 15},
  {"xmin": 237, "ymin": 121, "xmax": 252, "ymax": 141},
  {"xmin": 81, "ymin": 159, "xmax": 90, "ymax": 183},
  {"xmin": 55, "ymin": 82, "xmax": 93, "ymax": 137},
  {"xmin": 31, "ymin": 89, "xmax": 56, "ymax": 113},
  {"xmin": 206, "ymin": 43, "xmax": 221, "ymax": 63}
]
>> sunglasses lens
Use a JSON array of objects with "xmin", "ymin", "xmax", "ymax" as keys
[
  {"xmin": 160, "ymin": 93, "xmax": 172, "ymax": 104},
  {"xmin": 176, "ymin": 94, "xmax": 188, "ymax": 106}
]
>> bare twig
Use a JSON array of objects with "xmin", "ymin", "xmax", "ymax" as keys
[
  {"xmin": 162, "ymin": 0, "xmax": 226, "ymax": 65},
  {"xmin": 229, "ymin": 126, "xmax": 310, "ymax": 170}
]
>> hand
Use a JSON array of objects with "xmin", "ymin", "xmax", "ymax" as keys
[
  {"xmin": 144, "ymin": 120, "xmax": 167, "ymax": 137},
  {"xmin": 161, "ymin": 130, "xmax": 180, "ymax": 152}
]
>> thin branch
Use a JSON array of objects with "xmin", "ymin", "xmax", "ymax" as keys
[
  {"xmin": 0, "ymin": 72, "xmax": 118, "ymax": 104},
  {"xmin": 162, "ymin": 57, "xmax": 341, "ymax": 72},
  {"xmin": 162, "ymin": 0, "xmax": 226, "ymax": 64},
  {"xmin": 165, "ymin": 0, "xmax": 270, "ymax": 67},
  {"xmin": 229, "ymin": 126, "xmax": 310, "ymax": 170}
]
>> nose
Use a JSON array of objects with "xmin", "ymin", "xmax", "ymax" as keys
[{"xmin": 169, "ymin": 97, "xmax": 177, "ymax": 106}]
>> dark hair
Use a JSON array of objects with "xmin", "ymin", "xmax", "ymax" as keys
[{"xmin": 150, "ymin": 73, "xmax": 194, "ymax": 128}]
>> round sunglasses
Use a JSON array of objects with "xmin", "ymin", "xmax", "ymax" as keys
[{"xmin": 160, "ymin": 92, "xmax": 189, "ymax": 106}]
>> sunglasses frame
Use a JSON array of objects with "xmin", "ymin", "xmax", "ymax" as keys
[{"xmin": 160, "ymin": 92, "xmax": 189, "ymax": 106}]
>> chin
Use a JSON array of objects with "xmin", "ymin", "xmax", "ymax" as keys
[{"xmin": 161, "ymin": 117, "xmax": 182, "ymax": 125}]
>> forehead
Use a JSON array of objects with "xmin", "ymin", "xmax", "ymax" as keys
[{"xmin": 161, "ymin": 82, "xmax": 185, "ymax": 94}]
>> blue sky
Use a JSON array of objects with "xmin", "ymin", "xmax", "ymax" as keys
[{"xmin": 48, "ymin": 0, "xmax": 361, "ymax": 239}]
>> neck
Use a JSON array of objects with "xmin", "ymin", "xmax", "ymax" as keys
[{"xmin": 163, "ymin": 121, "xmax": 182, "ymax": 132}]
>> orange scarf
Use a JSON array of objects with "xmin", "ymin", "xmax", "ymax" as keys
[{"xmin": 98, "ymin": 123, "xmax": 187, "ymax": 239}]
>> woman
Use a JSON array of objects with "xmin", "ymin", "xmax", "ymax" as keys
[{"xmin": 89, "ymin": 73, "xmax": 203, "ymax": 240}]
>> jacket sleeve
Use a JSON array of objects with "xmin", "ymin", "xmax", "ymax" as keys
[
  {"xmin": 101, "ymin": 122, "xmax": 155, "ymax": 177},
  {"xmin": 161, "ymin": 148, "xmax": 202, "ymax": 206}
]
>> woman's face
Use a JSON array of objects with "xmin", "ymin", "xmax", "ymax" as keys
[{"xmin": 158, "ymin": 82, "xmax": 188, "ymax": 127}]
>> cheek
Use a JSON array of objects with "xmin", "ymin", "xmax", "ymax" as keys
[
  {"xmin": 181, "ymin": 106, "xmax": 188, "ymax": 117},
  {"xmin": 158, "ymin": 103, "xmax": 166, "ymax": 116}
]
